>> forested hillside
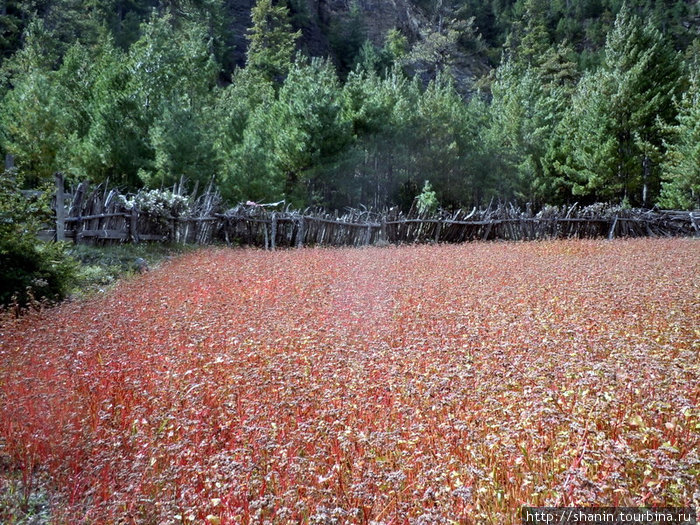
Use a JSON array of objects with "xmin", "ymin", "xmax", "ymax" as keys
[{"xmin": 1, "ymin": 0, "xmax": 698, "ymax": 210}]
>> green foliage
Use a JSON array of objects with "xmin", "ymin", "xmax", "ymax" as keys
[
  {"xmin": 246, "ymin": 0, "xmax": 301, "ymax": 84},
  {"xmin": 0, "ymin": 21, "xmax": 84, "ymax": 185},
  {"xmin": 273, "ymin": 58, "xmax": 351, "ymax": 190},
  {"xmin": 504, "ymin": 0, "xmax": 551, "ymax": 66},
  {"xmin": 0, "ymin": 67, "xmax": 68, "ymax": 184},
  {"xmin": 384, "ymin": 29, "xmax": 409, "ymax": 64},
  {"xmin": 0, "ymin": 171, "xmax": 77, "ymax": 307},
  {"xmin": 1, "ymin": 14, "xmax": 219, "ymax": 190},
  {"xmin": 227, "ymin": 57, "xmax": 351, "ymax": 205},
  {"xmin": 557, "ymin": 4, "xmax": 683, "ymax": 205},
  {"xmin": 327, "ymin": 0, "xmax": 366, "ymax": 76},
  {"xmin": 659, "ymin": 71, "xmax": 700, "ymax": 210},
  {"xmin": 68, "ymin": 241, "xmax": 196, "ymax": 298},
  {"xmin": 487, "ymin": 40, "xmax": 580, "ymax": 205},
  {"xmin": 68, "ymin": 36, "xmax": 148, "ymax": 188},
  {"xmin": 336, "ymin": 69, "xmax": 497, "ymax": 209},
  {"xmin": 416, "ymin": 180, "xmax": 438, "ymax": 213},
  {"xmin": 0, "ymin": 0, "xmax": 698, "ymax": 214},
  {"xmin": 403, "ymin": 16, "xmax": 483, "ymax": 82},
  {"xmin": 212, "ymin": 68, "xmax": 276, "ymax": 202}
]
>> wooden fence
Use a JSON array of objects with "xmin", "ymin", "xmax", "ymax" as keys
[{"xmin": 49, "ymin": 174, "xmax": 700, "ymax": 248}]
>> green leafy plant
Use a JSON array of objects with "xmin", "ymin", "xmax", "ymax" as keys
[
  {"xmin": 416, "ymin": 180, "xmax": 438, "ymax": 214},
  {"xmin": 0, "ymin": 170, "xmax": 77, "ymax": 307}
]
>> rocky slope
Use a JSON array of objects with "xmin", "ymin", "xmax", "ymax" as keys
[{"xmin": 227, "ymin": 0, "xmax": 486, "ymax": 93}]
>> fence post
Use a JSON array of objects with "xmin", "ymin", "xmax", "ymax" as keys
[
  {"xmin": 54, "ymin": 172, "xmax": 65, "ymax": 242},
  {"xmin": 296, "ymin": 217, "xmax": 305, "ymax": 248},
  {"xmin": 434, "ymin": 221, "xmax": 442, "ymax": 243},
  {"xmin": 688, "ymin": 212, "xmax": 698, "ymax": 237},
  {"xmin": 270, "ymin": 212, "xmax": 277, "ymax": 251},
  {"xmin": 380, "ymin": 218, "xmax": 387, "ymax": 244},
  {"xmin": 263, "ymin": 219, "xmax": 269, "ymax": 250},
  {"xmin": 129, "ymin": 208, "xmax": 139, "ymax": 243},
  {"xmin": 608, "ymin": 216, "xmax": 618, "ymax": 240}
]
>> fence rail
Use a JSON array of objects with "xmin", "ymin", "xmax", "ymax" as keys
[{"xmin": 47, "ymin": 174, "xmax": 699, "ymax": 248}]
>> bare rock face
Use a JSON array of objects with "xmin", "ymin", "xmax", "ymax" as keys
[
  {"xmin": 307, "ymin": 0, "xmax": 486, "ymax": 94},
  {"xmin": 226, "ymin": 0, "xmax": 484, "ymax": 95},
  {"xmin": 227, "ymin": 0, "xmax": 256, "ymax": 68},
  {"xmin": 316, "ymin": 0, "xmax": 424, "ymax": 43},
  {"xmin": 227, "ymin": 0, "xmax": 423, "ymax": 67}
]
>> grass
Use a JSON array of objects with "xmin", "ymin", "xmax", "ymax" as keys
[{"xmin": 66, "ymin": 242, "xmax": 199, "ymax": 299}]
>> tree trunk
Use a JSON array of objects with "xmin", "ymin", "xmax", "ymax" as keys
[{"xmin": 642, "ymin": 155, "xmax": 650, "ymax": 206}]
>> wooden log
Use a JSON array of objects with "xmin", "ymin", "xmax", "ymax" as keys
[
  {"xmin": 482, "ymin": 220, "xmax": 493, "ymax": 241},
  {"xmin": 68, "ymin": 182, "xmax": 88, "ymax": 239},
  {"xmin": 138, "ymin": 233, "xmax": 169, "ymax": 241},
  {"xmin": 91, "ymin": 186, "xmax": 104, "ymax": 237},
  {"xmin": 263, "ymin": 220, "xmax": 269, "ymax": 250},
  {"xmin": 690, "ymin": 212, "xmax": 699, "ymax": 236},
  {"xmin": 77, "ymin": 230, "xmax": 129, "ymax": 240},
  {"xmin": 64, "ymin": 212, "xmax": 129, "ymax": 222}
]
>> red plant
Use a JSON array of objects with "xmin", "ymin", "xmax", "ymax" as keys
[{"xmin": 1, "ymin": 239, "xmax": 698, "ymax": 524}]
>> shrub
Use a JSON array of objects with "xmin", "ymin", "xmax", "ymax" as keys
[
  {"xmin": 416, "ymin": 180, "xmax": 438, "ymax": 214},
  {"xmin": 119, "ymin": 189, "xmax": 189, "ymax": 218},
  {"xmin": 0, "ymin": 170, "xmax": 78, "ymax": 308}
]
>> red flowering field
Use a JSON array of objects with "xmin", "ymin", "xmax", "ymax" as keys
[{"xmin": 1, "ymin": 239, "xmax": 698, "ymax": 524}]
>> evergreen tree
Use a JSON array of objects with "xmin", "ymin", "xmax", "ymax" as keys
[
  {"xmin": 405, "ymin": 73, "xmax": 475, "ymax": 207},
  {"xmin": 403, "ymin": 15, "xmax": 483, "ymax": 83},
  {"xmin": 0, "ymin": 22, "xmax": 81, "ymax": 185},
  {"xmin": 0, "ymin": 0, "xmax": 24, "ymax": 60},
  {"xmin": 336, "ymin": 66, "xmax": 411, "ymax": 208},
  {"xmin": 223, "ymin": 58, "xmax": 349, "ymax": 206},
  {"xmin": 659, "ymin": 70, "xmax": 700, "ymax": 209},
  {"xmin": 505, "ymin": 0, "xmax": 550, "ymax": 66},
  {"xmin": 487, "ymin": 39, "xmax": 578, "ymax": 205},
  {"xmin": 126, "ymin": 14, "xmax": 219, "ymax": 188},
  {"xmin": 559, "ymin": 3, "xmax": 683, "ymax": 205},
  {"xmin": 212, "ymin": 68, "xmax": 276, "ymax": 202},
  {"xmin": 246, "ymin": 0, "xmax": 300, "ymax": 84},
  {"xmin": 328, "ymin": 0, "xmax": 366, "ymax": 76},
  {"xmin": 68, "ymin": 36, "xmax": 147, "ymax": 187},
  {"xmin": 269, "ymin": 57, "xmax": 351, "ymax": 203}
]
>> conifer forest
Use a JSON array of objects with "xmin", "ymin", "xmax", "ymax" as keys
[{"xmin": 1, "ymin": 0, "xmax": 698, "ymax": 210}]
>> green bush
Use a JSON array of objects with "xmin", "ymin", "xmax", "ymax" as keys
[
  {"xmin": 0, "ymin": 171, "xmax": 78, "ymax": 308},
  {"xmin": 416, "ymin": 180, "xmax": 439, "ymax": 214},
  {"xmin": 0, "ymin": 236, "xmax": 78, "ymax": 306}
]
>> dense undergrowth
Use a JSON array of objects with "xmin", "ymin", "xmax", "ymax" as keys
[{"xmin": 67, "ymin": 243, "xmax": 198, "ymax": 300}]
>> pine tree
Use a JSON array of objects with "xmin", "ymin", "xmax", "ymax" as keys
[
  {"xmin": 559, "ymin": 3, "xmax": 683, "ymax": 205},
  {"xmin": 269, "ymin": 57, "xmax": 351, "ymax": 202},
  {"xmin": 126, "ymin": 14, "xmax": 218, "ymax": 188},
  {"xmin": 658, "ymin": 71, "xmax": 700, "ymax": 209},
  {"xmin": 246, "ymin": 0, "xmax": 300, "ymax": 84},
  {"xmin": 70, "ymin": 35, "xmax": 147, "ymax": 188},
  {"xmin": 516, "ymin": 0, "xmax": 551, "ymax": 66}
]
